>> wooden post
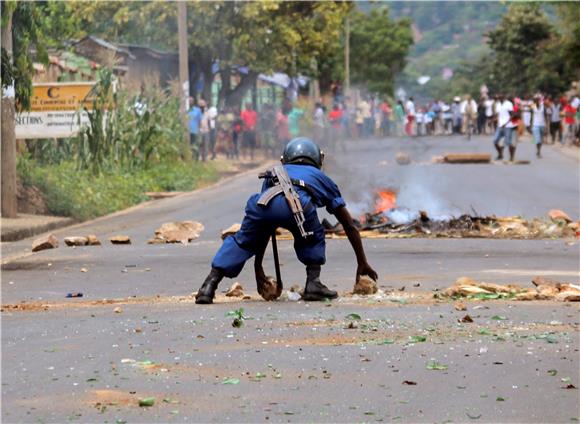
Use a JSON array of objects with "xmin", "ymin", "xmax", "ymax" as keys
[
  {"xmin": 177, "ymin": 1, "xmax": 192, "ymax": 161},
  {"xmin": 1, "ymin": 9, "xmax": 18, "ymax": 217}
]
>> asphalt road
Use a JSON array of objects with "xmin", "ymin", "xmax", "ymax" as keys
[{"xmin": 2, "ymin": 135, "xmax": 579, "ymax": 423}]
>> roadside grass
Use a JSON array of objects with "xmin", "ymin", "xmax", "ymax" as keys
[{"xmin": 18, "ymin": 159, "xmax": 222, "ymax": 221}]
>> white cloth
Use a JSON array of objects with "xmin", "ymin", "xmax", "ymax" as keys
[
  {"xmin": 405, "ymin": 100, "xmax": 415, "ymax": 116},
  {"xmin": 532, "ymin": 103, "xmax": 545, "ymax": 127},
  {"xmin": 207, "ymin": 106, "xmax": 218, "ymax": 129},
  {"xmin": 498, "ymin": 100, "xmax": 514, "ymax": 128},
  {"xmin": 571, "ymin": 97, "xmax": 580, "ymax": 109},
  {"xmin": 484, "ymin": 99, "xmax": 494, "ymax": 117}
]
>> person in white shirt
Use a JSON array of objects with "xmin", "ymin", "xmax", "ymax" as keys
[
  {"xmin": 492, "ymin": 94, "xmax": 516, "ymax": 161},
  {"xmin": 531, "ymin": 96, "xmax": 546, "ymax": 158},
  {"xmin": 405, "ymin": 97, "xmax": 415, "ymax": 136}
]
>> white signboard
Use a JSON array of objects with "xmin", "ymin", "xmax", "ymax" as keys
[{"xmin": 15, "ymin": 82, "xmax": 95, "ymax": 139}]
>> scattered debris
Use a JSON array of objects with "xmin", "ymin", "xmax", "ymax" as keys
[
  {"xmin": 225, "ymin": 282, "xmax": 244, "ymax": 297},
  {"xmin": 113, "ymin": 307, "xmax": 123, "ymax": 314},
  {"xmin": 110, "ymin": 235, "xmax": 131, "ymax": 245},
  {"xmin": 548, "ymin": 209, "xmax": 572, "ymax": 223},
  {"xmin": 64, "ymin": 236, "xmax": 88, "ymax": 246},
  {"xmin": 138, "ymin": 397, "xmax": 155, "ymax": 407},
  {"xmin": 444, "ymin": 276, "xmax": 580, "ymax": 302},
  {"xmin": 395, "ymin": 152, "xmax": 411, "ymax": 165},
  {"xmin": 257, "ymin": 276, "xmax": 282, "ymax": 301},
  {"xmin": 86, "ymin": 234, "xmax": 101, "ymax": 246},
  {"xmin": 286, "ymin": 291, "xmax": 301, "ymax": 301},
  {"xmin": 66, "ymin": 293, "xmax": 83, "ymax": 298},
  {"xmin": 444, "ymin": 153, "xmax": 492, "ymax": 164},
  {"xmin": 402, "ymin": 380, "xmax": 417, "ymax": 385},
  {"xmin": 80, "ymin": 267, "xmax": 88, "ymax": 273},
  {"xmin": 227, "ymin": 308, "xmax": 247, "ymax": 328},
  {"xmin": 32, "ymin": 234, "xmax": 58, "ymax": 252},
  {"xmin": 221, "ymin": 223, "xmax": 241, "ymax": 240},
  {"xmin": 426, "ymin": 361, "xmax": 448, "ymax": 370},
  {"xmin": 319, "ymin": 209, "xmax": 577, "ymax": 240},
  {"xmin": 222, "ymin": 378, "xmax": 240, "ymax": 385},
  {"xmin": 460, "ymin": 314, "xmax": 474, "ymax": 323},
  {"xmin": 149, "ymin": 221, "xmax": 204, "ymax": 244},
  {"xmin": 353, "ymin": 276, "xmax": 378, "ymax": 295},
  {"xmin": 454, "ymin": 302, "xmax": 467, "ymax": 311}
]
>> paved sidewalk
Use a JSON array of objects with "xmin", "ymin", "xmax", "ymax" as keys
[{"xmin": 0, "ymin": 214, "xmax": 74, "ymax": 242}]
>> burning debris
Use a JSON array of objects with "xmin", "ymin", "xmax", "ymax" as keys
[{"xmin": 318, "ymin": 189, "xmax": 578, "ymax": 240}]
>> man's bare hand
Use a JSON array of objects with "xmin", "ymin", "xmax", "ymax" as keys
[
  {"xmin": 256, "ymin": 269, "xmax": 282, "ymax": 301},
  {"xmin": 356, "ymin": 262, "xmax": 378, "ymax": 282}
]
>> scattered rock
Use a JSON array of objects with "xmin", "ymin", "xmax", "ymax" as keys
[
  {"xmin": 290, "ymin": 284, "xmax": 303, "ymax": 294},
  {"xmin": 80, "ymin": 268, "xmax": 88, "ymax": 273},
  {"xmin": 225, "ymin": 282, "xmax": 244, "ymax": 297},
  {"xmin": 110, "ymin": 235, "xmax": 131, "ymax": 245},
  {"xmin": 460, "ymin": 314, "xmax": 474, "ymax": 323},
  {"xmin": 152, "ymin": 221, "xmax": 204, "ymax": 244},
  {"xmin": 532, "ymin": 276, "xmax": 564, "ymax": 288},
  {"xmin": 548, "ymin": 209, "xmax": 572, "ymax": 223},
  {"xmin": 257, "ymin": 276, "xmax": 282, "ymax": 301},
  {"xmin": 113, "ymin": 307, "xmax": 123, "ymax": 314},
  {"xmin": 353, "ymin": 276, "xmax": 378, "ymax": 295},
  {"xmin": 147, "ymin": 237, "xmax": 166, "ymax": 245},
  {"xmin": 32, "ymin": 234, "xmax": 58, "ymax": 252},
  {"xmin": 454, "ymin": 302, "xmax": 467, "ymax": 311},
  {"xmin": 86, "ymin": 234, "xmax": 101, "ymax": 246},
  {"xmin": 221, "ymin": 223, "xmax": 241, "ymax": 240},
  {"xmin": 242, "ymin": 295, "xmax": 252, "ymax": 300},
  {"xmin": 64, "ymin": 236, "xmax": 88, "ymax": 247},
  {"xmin": 286, "ymin": 291, "xmax": 302, "ymax": 301},
  {"xmin": 395, "ymin": 152, "xmax": 411, "ymax": 165}
]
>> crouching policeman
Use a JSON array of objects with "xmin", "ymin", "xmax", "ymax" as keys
[{"xmin": 195, "ymin": 137, "xmax": 378, "ymax": 304}]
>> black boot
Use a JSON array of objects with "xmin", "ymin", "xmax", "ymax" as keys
[
  {"xmin": 195, "ymin": 268, "xmax": 224, "ymax": 304},
  {"xmin": 508, "ymin": 145, "xmax": 516, "ymax": 162},
  {"xmin": 302, "ymin": 265, "xmax": 338, "ymax": 301},
  {"xmin": 494, "ymin": 143, "xmax": 503, "ymax": 160}
]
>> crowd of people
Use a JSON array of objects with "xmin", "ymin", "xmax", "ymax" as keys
[{"xmin": 186, "ymin": 92, "xmax": 580, "ymax": 161}]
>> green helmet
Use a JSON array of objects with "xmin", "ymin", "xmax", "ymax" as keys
[{"xmin": 281, "ymin": 137, "xmax": 324, "ymax": 168}]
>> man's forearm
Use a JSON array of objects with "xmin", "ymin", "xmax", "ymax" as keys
[{"xmin": 344, "ymin": 226, "xmax": 367, "ymax": 265}]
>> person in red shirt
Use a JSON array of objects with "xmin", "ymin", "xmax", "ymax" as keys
[
  {"xmin": 328, "ymin": 103, "xmax": 345, "ymax": 152},
  {"xmin": 241, "ymin": 102, "xmax": 258, "ymax": 160},
  {"xmin": 562, "ymin": 98, "xmax": 577, "ymax": 145}
]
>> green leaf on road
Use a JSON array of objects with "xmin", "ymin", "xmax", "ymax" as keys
[
  {"xmin": 273, "ymin": 373, "xmax": 282, "ymax": 379},
  {"xmin": 170, "ymin": 410, "xmax": 179, "ymax": 415},
  {"xmin": 378, "ymin": 339, "xmax": 395, "ymax": 345},
  {"xmin": 345, "ymin": 313, "xmax": 362, "ymax": 321},
  {"xmin": 86, "ymin": 378, "xmax": 98, "ymax": 383},
  {"xmin": 426, "ymin": 361, "xmax": 448, "ymax": 370},
  {"xmin": 491, "ymin": 315, "xmax": 508, "ymax": 321},
  {"xmin": 561, "ymin": 377, "xmax": 572, "ymax": 383},
  {"xmin": 138, "ymin": 397, "xmax": 155, "ymax": 407},
  {"xmin": 548, "ymin": 369, "xmax": 558, "ymax": 376},
  {"xmin": 478, "ymin": 328, "xmax": 491, "ymax": 335},
  {"xmin": 496, "ymin": 397, "xmax": 506, "ymax": 401},
  {"xmin": 222, "ymin": 378, "xmax": 240, "ymax": 385},
  {"xmin": 409, "ymin": 335, "xmax": 427, "ymax": 343}
]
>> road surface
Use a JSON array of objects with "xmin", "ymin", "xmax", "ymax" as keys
[{"xmin": 2, "ymin": 135, "xmax": 579, "ymax": 423}]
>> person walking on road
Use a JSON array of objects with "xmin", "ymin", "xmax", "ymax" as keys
[
  {"xmin": 187, "ymin": 97, "xmax": 203, "ymax": 160},
  {"xmin": 492, "ymin": 94, "xmax": 517, "ymax": 161},
  {"xmin": 404, "ymin": 97, "xmax": 415, "ymax": 136},
  {"xmin": 563, "ymin": 98, "xmax": 577, "ymax": 145},
  {"xmin": 531, "ymin": 95, "xmax": 547, "ymax": 158},
  {"xmin": 198, "ymin": 99, "xmax": 209, "ymax": 161},
  {"xmin": 546, "ymin": 97, "xmax": 563, "ymax": 144},
  {"xmin": 394, "ymin": 100, "xmax": 405, "ymax": 136},
  {"xmin": 241, "ymin": 102, "xmax": 258, "ymax": 160}
]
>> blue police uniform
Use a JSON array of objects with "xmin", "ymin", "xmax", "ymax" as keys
[{"xmin": 212, "ymin": 164, "xmax": 346, "ymax": 278}]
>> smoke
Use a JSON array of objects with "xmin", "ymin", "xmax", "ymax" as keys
[{"xmin": 326, "ymin": 148, "xmax": 461, "ymax": 223}]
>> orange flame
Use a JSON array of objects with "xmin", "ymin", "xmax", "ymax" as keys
[{"xmin": 374, "ymin": 190, "xmax": 397, "ymax": 214}]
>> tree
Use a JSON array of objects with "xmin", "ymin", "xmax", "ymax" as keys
[
  {"xmin": 487, "ymin": 4, "xmax": 554, "ymax": 95},
  {"xmin": 349, "ymin": 7, "xmax": 413, "ymax": 96},
  {"xmin": 64, "ymin": 1, "xmax": 351, "ymax": 107},
  {"xmin": 1, "ymin": 1, "xmax": 48, "ymax": 217}
]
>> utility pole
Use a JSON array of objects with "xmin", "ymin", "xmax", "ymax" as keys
[
  {"xmin": 344, "ymin": 16, "xmax": 350, "ymax": 99},
  {"xmin": 177, "ymin": 1, "xmax": 192, "ymax": 161},
  {"xmin": 1, "ymin": 7, "xmax": 18, "ymax": 217}
]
